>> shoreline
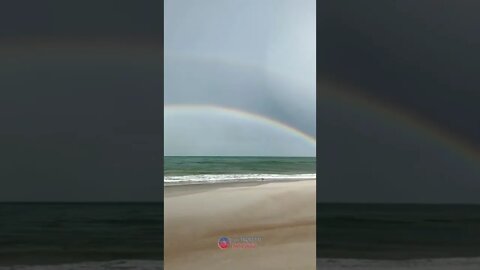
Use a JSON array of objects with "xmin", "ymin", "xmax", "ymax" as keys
[
  {"xmin": 164, "ymin": 178, "xmax": 315, "ymax": 197},
  {"xmin": 164, "ymin": 177, "xmax": 315, "ymax": 186}
]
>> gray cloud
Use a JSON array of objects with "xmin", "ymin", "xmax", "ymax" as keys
[{"xmin": 165, "ymin": 0, "xmax": 316, "ymax": 156}]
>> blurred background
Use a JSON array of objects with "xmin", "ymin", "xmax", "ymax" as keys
[
  {"xmin": 0, "ymin": 0, "xmax": 163, "ymax": 201},
  {"xmin": 317, "ymin": 1, "xmax": 480, "ymax": 204}
]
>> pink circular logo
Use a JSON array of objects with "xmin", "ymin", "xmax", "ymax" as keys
[{"xmin": 218, "ymin": 237, "xmax": 230, "ymax": 249}]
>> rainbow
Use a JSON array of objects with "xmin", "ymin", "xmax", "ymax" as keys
[
  {"xmin": 8, "ymin": 40, "xmax": 477, "ymax": 166},
  {"xmin": 318, "ymin": 79, "xmax": 480, "ymax": 167},
  {"xmin": 165, "ymin": 53, "xmax": 480, "ymax": 167},
  {"xmin": 164, "ymin": 104, "xmax": 316, "ymax": 146}
]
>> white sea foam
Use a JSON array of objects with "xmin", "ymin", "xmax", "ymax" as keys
[
  {"xmin": 0, "ymin": 260, "xmax": 163, "ymax": 270},
  {"xmin": 317, "ymin": 258, "xmax": 480, "ymax": 270},
  {"xmin": 164, "ymin": 173, "xmax": 316, "ymax": 185}
]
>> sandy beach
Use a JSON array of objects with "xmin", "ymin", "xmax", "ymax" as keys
[{"xmin": 164, "ymin": 180, "xmax": 316, "ymax": 270}]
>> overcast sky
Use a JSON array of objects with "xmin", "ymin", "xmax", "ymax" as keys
[{"xmin": 164, "ymin": 0, "xmax": 316, "ymax": 156}]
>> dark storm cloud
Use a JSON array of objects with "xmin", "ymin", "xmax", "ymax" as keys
[
  {"xmin": 0, "ymin": 1, "xmax": 163, "ymax": 201},
  {"xmin": 318, "ymin": 1, "xmax": 480, "ymax": 203}
]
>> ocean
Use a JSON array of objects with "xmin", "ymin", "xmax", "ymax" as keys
[
  {"xmin": 0, "ymin": 203, "xmax": 163, "ymax": 269},
  {"xmin": 164, "ymin": 156, "xmax": 316, "ymax": 185},
  {"xmin": 317, "ymin": 203, "xmax": 480, "ymax": 269},
  {"xmin": 317, "ymin": 203, "xmax": 480, "ymax": 259}
]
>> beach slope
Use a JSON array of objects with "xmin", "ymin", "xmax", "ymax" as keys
[{"xmin": 164, "ymin": 180, "xmax": 316, "ymax": 270}]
